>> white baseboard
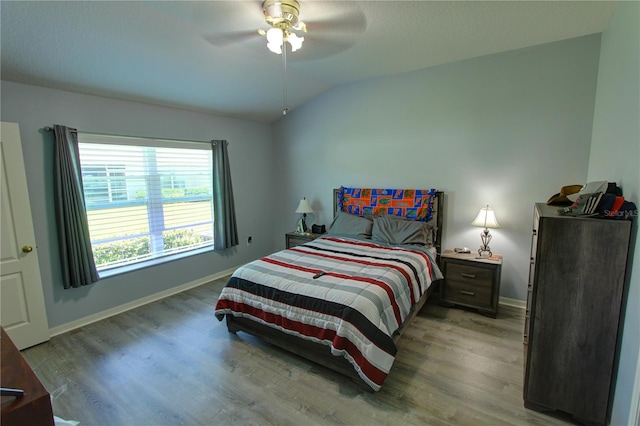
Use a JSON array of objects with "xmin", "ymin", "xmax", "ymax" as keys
[
  {"xmin": 49, "ymin": 270, "xmax": 526, "ymax": 337},
  {"xmin": 49, "ymin": 267, "xmax": 237, "ymax": 337},
  {"xmin": 499, "ymin": 296, "xmax": 526, "ymax": 309}
]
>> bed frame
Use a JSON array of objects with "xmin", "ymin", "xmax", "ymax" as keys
[{"xmin": 225, "ymin": 189, "xmax": 445, "ymax": 391}]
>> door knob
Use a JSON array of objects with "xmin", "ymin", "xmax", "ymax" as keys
[{"xmin": 22, "ymin": 245, "xmax": 33, "ymax": 253}]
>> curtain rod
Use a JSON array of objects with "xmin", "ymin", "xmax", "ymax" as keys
[
  {"xmin": 44, "ymin": 126, "xmax": 77, "ymax": 133},
  {"xmin": 43, "ymin": 126, "xmax": 225, "ymax": 146}
]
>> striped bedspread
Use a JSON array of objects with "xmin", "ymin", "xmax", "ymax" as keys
[{"xmin": 214, "ymin": 236, "xmax": 440, "ymax": 390}]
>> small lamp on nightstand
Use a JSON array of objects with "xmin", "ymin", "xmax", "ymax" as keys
[
  {"xmin": 471, "ymin": 205, "xmax": 500, "ymax": 258},
  {"xmin": 295, "ymin": 197, "xmax": 314, "ymax": 233}
]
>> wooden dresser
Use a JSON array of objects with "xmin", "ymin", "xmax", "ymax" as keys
[
  {"xmin": 523, "ymin": 203, "xmax": 632, "ymax": 425},
  {"xmin": 1, "ymin": 327, "xmax": 54, "ymax": 426}
]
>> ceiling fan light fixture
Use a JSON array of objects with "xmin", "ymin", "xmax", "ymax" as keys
[
  {"xmin": 262, "ymin": 0, "xmax": 304, "ymax": 54},
  {"xmin": 264, "ymin": 27, "xmax": 303, "ymax": 54},
  {"xmin": 266, "ymin": 27, "xmax": 284, "ymax": 53},
  {"xmin": 267, "ymin": 42, "xmax": 283, "ymax": 54},
  {"xmin": 287, "ymin": 32, "xmax": 304, "ymax": 52},
  {"xmin": 262, "ymin": 0, "xmax": 300, "ymax": 29}
]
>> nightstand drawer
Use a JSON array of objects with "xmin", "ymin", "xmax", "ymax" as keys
[
  {"xmin": 446, "ymin": 262, "xmax": 494, "ymax": 288},
  {"xmin": 443, "ymin": 274, "xmax": 493, "ymax": 308},
  {"xmin": 285, "ymin": 232, "xmax": 320, "ymax": 249},
  {"xmin": 287, "ymin": 235, "xmax": 311, "ymax": 248}
]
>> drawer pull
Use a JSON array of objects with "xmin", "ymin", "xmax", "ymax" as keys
[
  {"xmin": 460, "ymin": 273, "xmax": 476, "ymax": 279},
  {"xmin": 459, "ymin": 290, "xmax": 475, "ymax": 296}
]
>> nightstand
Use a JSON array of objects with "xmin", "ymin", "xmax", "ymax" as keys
[
  {"xmin": 439, "ymin": 249, "xmax": 502, "ymax": 318},
  {"xmin": 285, "ymin": 232, "xmax": 320, "ymax": 249}
]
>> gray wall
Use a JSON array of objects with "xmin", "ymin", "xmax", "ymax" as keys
[
  {"xmin": 0, "ymin": 82, "xmax": 277, "ymax": 328},
  {"xmin": 587, "ymin": 2, "xmax": 640, "ymax": 424},
  {"xmin": 272, "ymin": 34, "xmax": 602, "ymax": 302}
]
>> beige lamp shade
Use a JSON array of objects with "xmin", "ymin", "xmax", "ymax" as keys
[
  {"xmin": 295, "ymin": 198, "xmax": 314, "ymax": 214},
  {"xmin": 471, "ymin": 206, "xmax": 500, "ymax": 229}
]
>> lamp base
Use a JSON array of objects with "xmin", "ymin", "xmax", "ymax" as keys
[
  {"xmin": 477, "ymin": 228, "xmax": 493, "ymax": 258},
  {"xmin": 476, "ymin": 249, "xmax": 492, "ymax": 259},
  {"xmin": 296, "ymin": 215, "xmax": 308, "ymax": 233}
]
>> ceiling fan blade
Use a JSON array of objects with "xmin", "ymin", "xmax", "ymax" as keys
[
  {"xmin": 289, "ymin": 35, "xmax": 354, "ymax": 61},
  {"xmin": 203, "ymin": 29, "xmax": 261, "ymax": 48},
  {"xmin": 306, "ymin": 14, "xmax": 366, "ymax": 35},
  {"xmin": 302, "ymin": 3, "xmax": 367, "ymax": 35},
  {"xmin": 283, "ymin": 2, "xmax": 367, "ymax": 60},
  {"xmin": 195, "ymin": 1, "xmax": 265, "ymax": 48}
]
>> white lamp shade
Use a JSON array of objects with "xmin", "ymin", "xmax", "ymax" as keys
[
  {"xmin": 266, "ymin": 28, "xmax": 283, "ymax": 54},
  {"xmin": 266, "ymin": 27, "xmax": 283, "ymax": 44},
  {"xmin": 295, "ymin": 198, "xmax": 314, "ymax": 214},
  {"xmin": 471, "ymin": 206, "xmax": 500, "ymax": 229},
  {"xmin": 267, "ymin": 42, "xmax": 282, "ymax": 54},
  {"xmin": 287, "ymin": 32, "xmax": 304, "ymax": 51}
]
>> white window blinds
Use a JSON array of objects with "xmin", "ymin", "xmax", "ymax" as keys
[{"xmin": 77, "ymin": 133, "xmax": 214, "ymax": 271}]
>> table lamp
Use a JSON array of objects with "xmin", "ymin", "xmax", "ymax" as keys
[
  {"xmin": 471, "ymin": 205, "xmax": 500, "ymax": 258},
  {"xmin": 295, "ymin": 197, "xmax": 313, "ymax": 233}
]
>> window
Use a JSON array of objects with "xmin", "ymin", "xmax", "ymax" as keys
[
  {"xmin": 77, "ymin": 133, "xmax": 214, "ymax": 272},
  {"xmin": 82, "ymin": 165, "xmax": 127, "ymax": 205}
]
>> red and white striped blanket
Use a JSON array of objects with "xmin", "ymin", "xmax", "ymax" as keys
[{"xmin": 214, "ymin": 236, "xmax": 440, "ymax": 390}]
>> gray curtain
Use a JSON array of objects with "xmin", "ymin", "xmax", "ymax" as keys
[
  {"xmin": 53, "ymin": 125, "xmax": 99, "ymax": 288},
  {"xmin": 211, "ymin": 140, "xmax": 238, "ymax": 249}
]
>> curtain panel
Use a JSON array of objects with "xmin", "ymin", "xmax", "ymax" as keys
[
  {"xmin": 53, "ymin": 125, "xmax": 99, "ymax": 288},
  {"xmin": 211, "ymin": 140, "xmax": 239, "ymax": 250}
]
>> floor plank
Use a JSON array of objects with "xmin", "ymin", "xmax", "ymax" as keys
[{"xmin": 22, "ymin": 276, "xmax": 573, "ymax": 425}]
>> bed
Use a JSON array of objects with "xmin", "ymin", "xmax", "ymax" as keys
[{"xmin": 214, "ymin": 188, "xmax": 444, "ymax": 391}]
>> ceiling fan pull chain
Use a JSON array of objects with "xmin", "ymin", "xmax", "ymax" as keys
[{"xmin": 282, "ymin": 30, "xmax": 289, "ymax": 116}]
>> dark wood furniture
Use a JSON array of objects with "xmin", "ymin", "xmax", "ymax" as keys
[
  {"xmin": 440, "ymin": 250, "xmax": 502, "ymax": 318},
  {"xmin": 226, "ymin": 190, "xmax": 444, "ymax": 390},
  {"xmin": 523, "ymin": 203, "xmax": 632, "ymax": 425},
  {"xmin": 1, "ymin": 327, "xmax": 54, "ymax": 426},
  {"xmin": 285, "ymin": 232, "xmax": 319, "ymax": 248}
]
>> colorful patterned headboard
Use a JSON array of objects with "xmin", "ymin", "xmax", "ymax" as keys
[
  {"xmin": 332, "ymin": 187, "xmax": 444, "ymax": 253},
  {"xmin": 338, "ymin": 187, "xmax": 436, "ymax": 221}
]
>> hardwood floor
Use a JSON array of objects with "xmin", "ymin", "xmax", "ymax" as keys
[{"xmin": 22, "ymin": 277, "xmax": 572, "ymax": 426}]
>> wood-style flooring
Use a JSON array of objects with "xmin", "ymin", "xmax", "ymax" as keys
[{"xmin": 22, "ymin": 276, "xmax": 572, "ymax": 426}]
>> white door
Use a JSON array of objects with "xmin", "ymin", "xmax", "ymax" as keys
[{"xmin": 1, "ymin": 122, "xmax": 49, "ymax": 349}]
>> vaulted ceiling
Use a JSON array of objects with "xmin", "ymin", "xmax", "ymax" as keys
[{"xmin": 0, "ymin": 1, "xmax": 617, "ymax": 123}]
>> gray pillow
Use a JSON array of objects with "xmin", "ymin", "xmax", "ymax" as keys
[
  {"xmin": 371, "ymin": 215, "xmax": 434, "ymax": 246},
  {"xmin": 327, "ymin": 211, "xmax": 373, "ymax": 239}
]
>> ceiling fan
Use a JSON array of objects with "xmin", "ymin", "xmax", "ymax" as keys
[
  {"xmin": 203, "ymin": 1, "xmax": 366, "ymax": 60},
  {"xmin": 257, "ymin": 0, "xmax": 307, "ymax": 115},
  {"xmin": 203, "ymin": 1, "xmax": 366, "ymax": 115}
]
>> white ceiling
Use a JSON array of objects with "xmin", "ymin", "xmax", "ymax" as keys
[{"xmin": 0, "ymin": 1, "xmax": 617, "ymax": 123}]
